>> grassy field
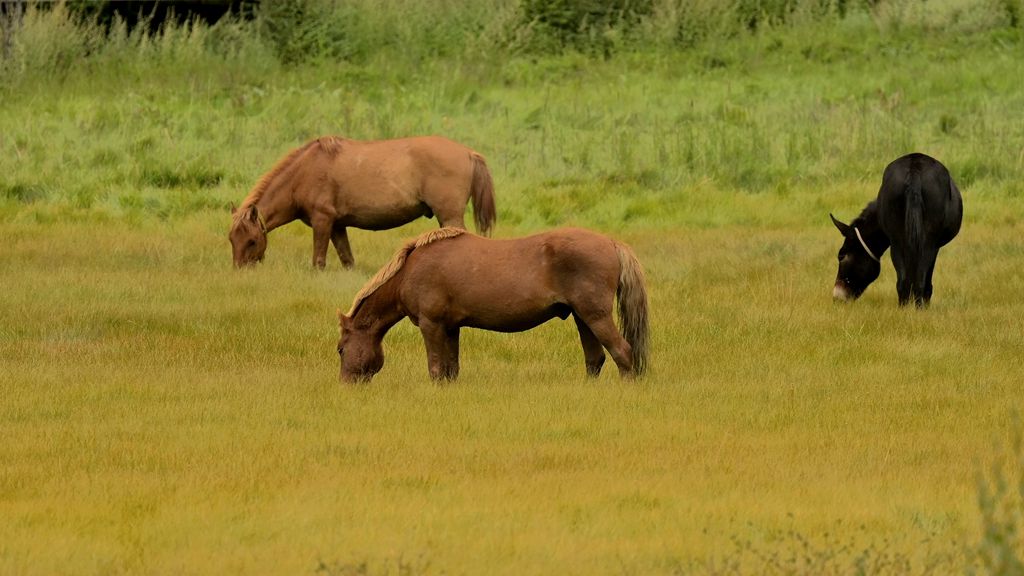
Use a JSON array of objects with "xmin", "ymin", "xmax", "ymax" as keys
[{"xmin": 3, "ymin": 3, "xmax": 1024, "ymax": 574}]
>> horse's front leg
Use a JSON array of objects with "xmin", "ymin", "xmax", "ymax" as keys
[
  {"xmin": 311, "ymin": 217, "xmax": 333, "ymax": 270},
  {"xmin": 444, "ymin": 327, "xmax": 460, "ymax": 380},
  {"xmin": 331, "ymin": 226, "xmax": 355, "ymax": 269},
  {"xmin": 419, "ymin": 320, "xmax": 459, "ymax": 381}
]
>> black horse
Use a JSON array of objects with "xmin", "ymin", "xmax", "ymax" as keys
[{"xmin": 830, "ymin": 153, "xmax": 962, "ymax": 307}]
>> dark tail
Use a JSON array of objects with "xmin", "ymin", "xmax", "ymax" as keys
[
  {"xmin": 469, "ymin": 152, "xmax": 496, "ymax": 236},
  {"xmin": 615, "ymin": 242, "xmax": 649, "ymax": 377},
  {"xmin": 905, "ymin": 169, "xmax": 923, "ymax": 255}
]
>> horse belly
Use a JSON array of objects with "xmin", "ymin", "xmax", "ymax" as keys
[
  {"xmin": 341, "ymin": 200, "xmax": 428, "ymax": 230},
  {"xmin": 461, "ymin": 309, "xmax": 560, "ymax": 333},
  {"xmin": 452, "ymin": 288, "xmax": 564, "ymax": 333}
]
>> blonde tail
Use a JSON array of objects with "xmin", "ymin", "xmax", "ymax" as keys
[
  {"xmin": 469, "ymin": 152, "xmax": 496, "ymax": 236},
  {"xmin": 615, "ymin": 242, "xmax": 649, "ymax": 376}
]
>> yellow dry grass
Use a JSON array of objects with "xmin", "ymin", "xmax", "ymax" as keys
[{"xmin": 2, "ymin": 204, "xmax": 1022, "ymax": 574}]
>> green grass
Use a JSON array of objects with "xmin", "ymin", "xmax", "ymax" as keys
[{"xmin": 3, "ymin": 3, "xmax": 1024, "ymax": 574}]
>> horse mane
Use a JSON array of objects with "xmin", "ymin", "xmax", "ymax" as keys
[
  {"xmin": 347, "ymin": 227, "xmax": 467, "ymax": 317},
  {"xmin": 317, "ymin": 135, "xmax": 344, "ymax": 155},
  {"xmin": 851, "ymin": 200, "xmax": 879, "ymax": 229},
  {"xmin": 234, "ymin": 136, "xmax": 346, "ymax": 223}
]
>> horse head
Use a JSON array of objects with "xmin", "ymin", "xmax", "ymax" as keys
[
  {"xmin": 337, "ymin": 310, "xmax": 384, "ymax": 383},
  {"xmin": 229, "ymin": 204, "xmax": 268, "ymax": 268},
  {"xmin": 830, "ymin": 213, "xmax": 881, "ymax": 301}
]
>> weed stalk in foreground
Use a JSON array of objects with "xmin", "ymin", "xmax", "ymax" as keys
[{"xmin": 974, "ymin": 418, "xmax": 1024, "ymax": 575}]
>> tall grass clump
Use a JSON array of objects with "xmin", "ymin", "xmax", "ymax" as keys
[
  {"xmin": 974, "ymin": 419, "xmax": 1024, "ymax": 575},
  {"xmin": 1, "ymin": 2, "xmax": 100, "ymax": 77},
  {"xmin": 256, "ymin": 0, "xmax": 507, "ymax": 64},
  {"xmin": 0, "ymin": 3, "xmax": 272, "ymax": 86},
  {"xmin": 3, "ymin": 0, "xmax": 1023, "ymax": 76},
  {"xmin": 507, "ymin": 0, "xmax": 1024, "ymax": 54},
  {"xmin": 507, "ymin": 0, "xmax": 863, "ymax": 53},
  {"xmin": 504, "ymin": 0, "xmax": 655, "ymax": 55},
  {"xmin": 871, "ymin": 0, "xmax": 1020, "ymax": 33}
]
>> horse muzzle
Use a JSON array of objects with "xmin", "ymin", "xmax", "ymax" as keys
[
  {"xmin": 340, "ymin": 370, "xmax": 376, "ymax": 384},
  {"xmin": 832, "ymin": 280, "xmax": 853, "ymax": 302},
  {"xmin": 233, "ymin": 257, "xmax": 261, "ymax": 269}
]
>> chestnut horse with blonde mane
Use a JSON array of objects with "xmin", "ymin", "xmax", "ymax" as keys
[
  {"xmin": 336, "ymin": 227, "xmax": 649, "ymax": 382},
  {"xmin": 229, "ymin": 135, "xmax": 496, "ymax": 269}
]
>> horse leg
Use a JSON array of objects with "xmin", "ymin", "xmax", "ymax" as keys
[
  {"xmin": 435, "ymin": 209, "xmax": 467, "ymax": 231},
  {"xmin": 573, "ymin": 314, "xmax": 606, "ymax": 377},
  {"xmin": 891, "ymin": 247, "xmax": 911, "ymax": 306},
  {"xmin": 424, "ymin": 186, "xmax": 468, "ymax": 230},
  {"xmin": 924, "ymin": 255, "xmax": 937, "ymax": 305},
  {"xmin": 419, "ymin": 319, "xmax": 457, "ymax": 381},
  {"xmin": 444, "ymin": 327, "xmax": 460, "ymax": 380},
  {"xmin": 311, "ymin": 217, "xmax": 332, "ymax": 270},
  {"xmin": 331, "ymin": 226, "xmax": 355, "ymax": 269},
  {"xmin": 915, "ymin": 248, "xmax": 938, "ymax": 308},
  {"xmin": 576, "ymin": 311, "xmax": 634, "ymax": 378}
]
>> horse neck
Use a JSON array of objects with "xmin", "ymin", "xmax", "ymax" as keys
[
  {"xmin": 251, "ymin": 170, "xmax": 300, "ymax": 232},
  {"xmin": 853, "ymin": 202, "xmax": 890, "ymax": 253},
  {"xmin": 351, "ymin": 277, "xmax": 407, "ymax": 338}
]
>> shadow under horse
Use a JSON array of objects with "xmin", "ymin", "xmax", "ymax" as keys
[
  {"xmin": 336, "ymin": 227, "xmax": 649, "ymax": 382},
  {"xmin": 830, "ymin": 153, "xmax": 962, "ymax": 307},
  {"xmin": 229, "ymin": 135, "xmax": 496, "ymax": 269}
]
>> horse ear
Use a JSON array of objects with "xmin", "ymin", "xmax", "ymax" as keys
[
  {"xmin": 246, "ymin": 205, "xmax": 259, "ymax": 223},
  {"xmin": 336, "ymin": 309, "xmax": 349, "ymax": 327},
  {"xmin": 230, "ymin": 202, "xmax": 237, "ymax": 215},
  {"xmin": 830, "ymin": 213, "xmax": 851, "ymax": 236}
]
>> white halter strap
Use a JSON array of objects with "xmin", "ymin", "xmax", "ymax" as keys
[{"xmin": 854, "ymin": 227, "xmax": 880, "ymax": 262}]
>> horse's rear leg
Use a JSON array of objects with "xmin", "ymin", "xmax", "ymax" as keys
[
  {"xmin": 915, "ymin": 248, "xmax": 939, "ymax": 308},
  {"xmin": 436, "ymin": 211, "xmax": 467, "ymax": 231},
  {"xmin": 892, "ymin": 247, "xmax": 912, "ymax": 306},
  {"xmin": 573, "ymin": 314, "xmax": 606, "ymax": 377},
  {"xmin": 924, "ymin": 256, "xmax": 937, "ymax": 304},
  {"xmin": 576, "ymin": 312, "xmax": 634, "ymax": 379},
  {"xmin": 426, "ymin": 190, "xmax": 468, "ymax": 230},
  {"xmin": 331, "ymin": 226, "xmax": 355, "ymax": 269}
]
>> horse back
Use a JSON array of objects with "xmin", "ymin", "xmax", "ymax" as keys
[
  {"xmin": 306, "ymin": 136, "xmax": 477, "ymax": 226},
  {"xmin": 399, "ymin": 229, "xmax": 619, "ymax": 330},
  {"xmin": 340, "ymin": 136, "xmax": 477, "ymax": 177},
  {"xmin": 877, "ymin": 153, "xmax": 962, "ymax": 248}
]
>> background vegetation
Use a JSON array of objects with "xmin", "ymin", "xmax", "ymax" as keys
[{"xmin": 2, "ymin": 1, "xmax": 1024, "ymax": 574}]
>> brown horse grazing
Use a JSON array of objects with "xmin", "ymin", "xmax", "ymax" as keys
[
  {"xmin": 336, "ymin": 227, "xmax": 649, "ymax": 382},
  {"xmin": 229, "ymin": 135, "xmax": 496, "ymax": 269}
]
